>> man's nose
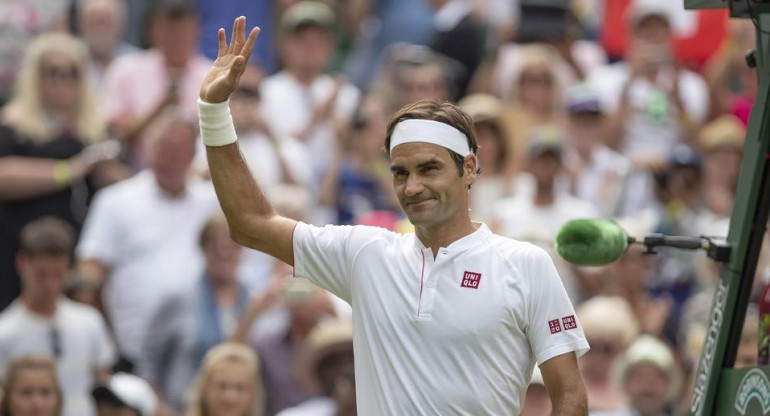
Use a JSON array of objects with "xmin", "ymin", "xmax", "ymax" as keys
[{"xmin": 404, "ymin": 174, "xmax": 425, "ymax": 196}]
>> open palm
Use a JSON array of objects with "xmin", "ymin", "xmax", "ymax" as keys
[{"xmin": 199, "ymin": 16, "xmax": 260, "ymax": 104}]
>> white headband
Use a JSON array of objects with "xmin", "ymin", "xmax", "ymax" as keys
[{"xmin": 389, "ymin": 119, "xmax": 471, "ymax": 157}]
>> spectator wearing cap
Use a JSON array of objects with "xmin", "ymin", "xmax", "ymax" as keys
[
  {"xmin": 101, "ymin": 0, "xmax": 212, "ymax": 166},
  {"xmin": 92, "ymin": 373, "xmax": 157, "ymax": 416},
  {"xmin": 319, "ymin": 90, "xmax": 400, "ymax": 225},
  {"xmin": 0, "ymin": 217, "xmax": 116, "ymax": 416},
  {"xmin": 563, "ymin": 85, "xmax": 630, "ymax": 217},
  {"xmin": 141, "ymin": 212, "xmax": 266, "ymax": 413},
  {"xmin": 0, "ymin": 355, "xmax": 62, "ymax": 416},
  {"xmin": 425, "ymin": 0, "xmax": 484, "ymax": 99},
  {"xmin": 277, "ymin": 320, "xmax": 355, "ymax": 416},
  {"xmin": 260, "ymin": 1, "xmax": 360, "ymax": 196},
  {"xmin": 458, "ymin": 93, "xmax": 530, "ymax": 221},
  {"xmin": 698, "ymin": 115, "xmax": 744, "ymax": 212},
  {"xmin": 587, "ymin": 0, "xmax": 709, "ymax": 216},
  {"xmin": 613, "ymin": 336, "xmax": 681, "ymax": 416},
  {"xmin": 577, "ymin": 296, "xmax": 639, "ymax": 414},
  {"xmin": 77, "ymin": 0, "xmax": 140, "ymax": 93},
  {"xmin": 489, "ymin": 126, "xmax": 598, "ymax": 300},
  {"xmin": 232, "ymin": 278, "xmax": 337, "ymax": 416},
  {"xmin": 187, "ymin": 343, "xmax": 264, "ymax": 416},
  {"xmin": 76, "ymin": 115, "xmax": 219, "ymax": 369}
]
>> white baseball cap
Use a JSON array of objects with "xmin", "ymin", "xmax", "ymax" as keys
[
  {"xmin": 628, "ymin": 0, "xmax": 674, "ymax": 27},
  {"xmin": 92, "ymin": 373, "xmax": 157, "ymax": 416}
]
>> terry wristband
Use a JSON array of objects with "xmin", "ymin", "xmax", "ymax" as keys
[{"xmin": 198, "ymin": 98, "xmax": 238, "ymax": 147}]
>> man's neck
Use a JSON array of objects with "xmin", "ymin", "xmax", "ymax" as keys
[
  {"xmin": 415, "ymin": 214, "xmax": 477, "ymax": 258},
  {"xmin": 534, "ymin": 188, "xmax": 555, "ymax": 206},
  {"xmin": 21, "ymin": 296, "xmax": 57, "ymax": 318},
  {"xmin": 210, "ymin": 275, "xmax": 239, "ymax": 307},
  {"xmin": 288, "ymin": 68, "xmax": 317, "ymax": 87}
]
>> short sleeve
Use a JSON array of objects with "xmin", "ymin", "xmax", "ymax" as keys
[
  {"xmin": 76, "ymin": 189, "xmax": 121, "ymax": 266},
  {"xmin": 293, "ymin": 222, "xmax": 387, "ymax": 303},
  {"xmin": 525, "ymin": 247, "xmax": 590, "ymax": 365}
]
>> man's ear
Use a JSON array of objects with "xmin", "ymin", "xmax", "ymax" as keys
[{"xmin": 463, "ymin": 154, "xmax": 478, "ymax": 187}]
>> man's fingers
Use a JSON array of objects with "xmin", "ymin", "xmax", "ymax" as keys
[
  {"xmin": 227, "ymin": 17, "xmax": 240, "ymax": 54},
  {"xmin": 227, "ymin": 56, "xmax": 246, "ymax": 84},
  {"xmin": 217, "ymin": 28, "xmax": 227, "ymax": 58},
  {"xmin": 232, "ymin": 16, "xmax": 246, "ymax": 55},
  {"xmin": 241, "ymin": 27, "xmax": 261, "ymax": 61}
]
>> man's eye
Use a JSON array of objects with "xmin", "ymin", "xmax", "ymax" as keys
[
  {"xmin": 420, "ymin": 166, "xmax": 436, "ymax": 174},
  {"xmin": 393, "ymin": 171, "xmax": 407, "ymax": 179}
]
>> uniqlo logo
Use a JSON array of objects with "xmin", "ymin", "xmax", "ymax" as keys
[
  {"xmin": 460, "ymin": 271, "xmax": 481, "ymax": 289},
  {"xmin": 548, "ymin": 319, "xmax": 562, "ymax": 334},
  {"xmin": 562, "ymin": 315, "xmax": 577, "ymax": 331}
]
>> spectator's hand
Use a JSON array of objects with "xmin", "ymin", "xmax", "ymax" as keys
[
  {"xmin": 200, "ymin": 17, "xmax": 260, "ymax": 104},
  {"xmin": 247, "ymin": 275, "xmax": 287, "ymax": 316}
]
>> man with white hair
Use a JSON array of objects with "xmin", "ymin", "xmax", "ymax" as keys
[{"xmin": 196, "ymin": 17, "xmax": 589, "ymax": 415}]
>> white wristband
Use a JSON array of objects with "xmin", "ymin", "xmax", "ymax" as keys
[{"xmin": 198, "ymin": 98, "xmax": 238, "ymax": 147}]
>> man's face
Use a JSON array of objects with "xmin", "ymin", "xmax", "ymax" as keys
[
  {"xmin": 400, "ymin": 64, "xmax": 449, "ymax": 106},
  {"xmin": 80, "ymin": 0, "xmax": 122, "ymax": 56},
  {"xmin": 625, "ymin": 363, "xmax": 670, "ymax": 415},
  {"xmin": 229, "ymin": 66, "xmax": 263, "ymax": 132},
  {"xmin": 96, "ymin": 403, "xmax": 141, "ymax": 416},
  {"xmin": 634, "ymin": 16, "xmax": 672, "ymax": 47},
  {"xmin": 282, "ymin": 26, "xmax": 333, "ymax": 77},
  {"xmin": 17, "ymin": 253, "xmax": 69, "ymax": 306},
  {"xmin": 390, "ymin": 142, "xmax": 475, "ymax": 230},
  {"xmin": 527, "ymin": 152, "xmax": 562, "ymax": 190},
  {"xmin": 567, "ymin": 114, "xmax": 603, "ymax": 152},
  {"xmin": 148, "ymin": 122, "xmax": 196, "ymax": 195},
  {"xmin": 152, "ymin": 15, "xmax": 198, "ymax": 68}
]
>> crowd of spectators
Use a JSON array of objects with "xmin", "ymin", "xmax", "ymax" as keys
[{"xmin": 0, "ymin": 0, "xmax": 768, "ymax": 415}]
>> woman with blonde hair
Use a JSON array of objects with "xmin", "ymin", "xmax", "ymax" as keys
[
  {"xmin": 0, "ymin": 32, "xmax": 124, "ymax": 310},
  {"xmin": 0, "ymin": 355, "xmax": 62, "ymax": 416},
  {"xmin": 188, "ymin": 343, "xmax": 264, "ymax": 416}
]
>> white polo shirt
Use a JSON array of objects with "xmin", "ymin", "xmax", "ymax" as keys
[{"xmin": 293, "ymin": 222, "xmax": 589, "ymax": 415}]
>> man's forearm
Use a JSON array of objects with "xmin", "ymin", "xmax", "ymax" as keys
[
  {"xmin": 206, "ymin": 144, "xmax": 276, "ymax": 239},
  {"xmin": 550, "ymin": 389, "xmax": 588, "ymax": 416}
]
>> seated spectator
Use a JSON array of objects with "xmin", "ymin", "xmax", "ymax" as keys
[
  {"xmin": 0, "ymin": 33, "xmax": 122, "ymax": 310},
  {"xmin": 577, "ymin": 296, "xmax": 639, "ymax": 414},
  {"xmin": 92, "ymin": 373, "xmax": 157, "ymax": 416},
  {"xmin": 0, "ymin": 217, "xmax": 116, "ymax": 416},
  {"xmin": 489, "ymin": 127, "xmax": 598, "ymax": 300},
  {"xmin": 320, "ymin": 90, "xmax": 400, "ymax": 224},
  {"xmin": 562, "ymin": 85, "xmax": 629, "ymax": 217},
  {"xmin": 587, "ymin": 1, "xmax": 709, "ymax": 216},
  {"xmin": 142, "ymin": 212, "xmax": 278, "ymax": 412},
  {"xmin": 697, "ymin": 115, "xmax": 744, "ymax": 215},
  {"xmin": 101, "ymin": 0, "xmax": 211, "ymax": 165},
  {"xmin": 0, "ymin": 355, "xmax": 61, "ymax": 416},
  {"xmin": 233, "ymin": 279, "xmax": 337, "ymax": 416},
  {"xmin": 77, "ymin": 0, "xmax": 140, "ymax": 92},
  {"xmin": 187, "ymin": 343, "xmax": 264, "ymax": 416},
  {"xmin": 614, "ymin": 336, "xmax": 681, "ymax": 416},
  {"xmin": 261, "ymin": 1, "xmax": 360, "ymax": 186},
  {"xmin": 458, "ymin": 93, "xmax": 529, "ymax": 221},
  {"xmin": 77, "ymin": 115, "xmax": 219, "ymax": 369},
  {"xmin": 277, "ymin": 319, "xmax": 355, "ymax": 416}
]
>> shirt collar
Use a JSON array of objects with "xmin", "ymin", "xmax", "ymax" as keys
[
  {"xmin": 412, "ymin": 221, "xmax": 491, "ymax": 253},
  {"xmin": 434, "ymin": 0, "xmax": 471, "ymax": 32}
]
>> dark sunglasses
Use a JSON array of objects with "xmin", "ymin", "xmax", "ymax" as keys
[
  {"xmin": 40, "ymin": 65, "xmax": 80, "ymax": 82},
  {"xmin": 520, "ymin": 72, "xmax": 553, "ymax": 86},
  {"xmin": 231, "ymin": 86, "xmax": 260, "ymax": 100}
]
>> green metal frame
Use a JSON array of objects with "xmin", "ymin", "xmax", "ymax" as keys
[{"xmin": 685, "ymin": 2, "xmax": 770, "ymax": 415}]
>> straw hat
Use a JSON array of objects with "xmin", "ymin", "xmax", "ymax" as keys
[{"xmin": 293, "ymin": 319, "xmax": 354, "ymax": 395}]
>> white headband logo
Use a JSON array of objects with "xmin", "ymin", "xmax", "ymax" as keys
[{"xmin": 389, "ymin": 119, "xmax": 471, "ymax": 157}]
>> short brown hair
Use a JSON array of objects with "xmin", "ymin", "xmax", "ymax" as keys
[
  {"xmin": 199, "ymin": 212, "xmax": 231, "ymax": 248},
  {"xmin": 19, "ymin": 217, "xmax": 75, "ymax": 257},
  {"xmin": 0, "ymin": 355, "xmax": 62, "ymax": 416},
  {"xmin": 385, "ymin": 100, "xmax": 479, "ymax": 176}
]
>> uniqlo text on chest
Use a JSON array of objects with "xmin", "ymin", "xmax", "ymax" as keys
[{"xmin": 461, "ymin": 271, "xmax": 482, "ymax": 289}]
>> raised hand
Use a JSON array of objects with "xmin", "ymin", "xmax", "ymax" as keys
[{"xmin": 199, "ymin": 16, "xmax": 260, "ymax": 104}]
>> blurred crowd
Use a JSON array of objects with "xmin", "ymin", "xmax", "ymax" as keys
[{"xmin": 0, "ymin": 0, "xmax": 768, "ymax": 415}]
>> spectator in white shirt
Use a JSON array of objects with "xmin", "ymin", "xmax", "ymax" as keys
[
  {"xmin": 261, "ymin": 1, "xmax": 360, "ymax": 191},
  {"xmin": 587, "ymin": 0, "xmax": 708, "ymax": 216},
  {"xmin": 76, "ymin": 114, "xmax": 218, "ymax": 368},
  {"xmin": 563, "ymin": 85, "xmax": 630, "ymax": 217},
  {"xmin": 0, "ymin": 217, "xmax": 116, "ymax": 416}
]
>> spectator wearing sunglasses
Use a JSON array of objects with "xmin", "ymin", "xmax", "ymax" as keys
[
  {"xmin": 0, "ymin": 217, "xmax": 116, "ymax": 416},
  {"xmin": 0, "ymin": 33, "xmax": 124, "ymax": 312}
]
